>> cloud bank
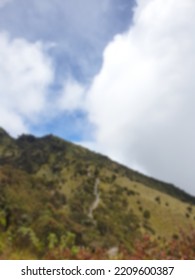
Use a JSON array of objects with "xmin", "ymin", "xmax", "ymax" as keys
[
  {"xmin": 0, "ymin": 0, "xmax": 134, "ymax": 81},
  {"xmin": 85, "ymin": 0, "xmax": 195, "ymax": 194},
  {"xmin": 0, "ymin": 32, "xmax": 53, "ymax": 136}
]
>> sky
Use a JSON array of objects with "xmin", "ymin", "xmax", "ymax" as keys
[{"xmin": 0, "ymin": 0, "xmax": 195, "ymax": 196}]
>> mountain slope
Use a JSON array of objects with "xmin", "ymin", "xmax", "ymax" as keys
[{"xmin": 0, "ymin": 127, "xmax": 195, "ymax": 259}]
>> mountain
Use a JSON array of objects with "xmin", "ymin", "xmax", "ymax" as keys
[{"xmin": 0, "ymin": 127, "xmax": 195, "ymax": 259}]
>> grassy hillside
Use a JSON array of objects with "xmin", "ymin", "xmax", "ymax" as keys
[{"xmin": 0, "ymin": 127, "xmax": 195, "ymax": 259}]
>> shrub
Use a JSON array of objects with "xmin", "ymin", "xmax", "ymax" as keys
[{"xmin": 143, "ymin": 210, "xmax": 151, "ymax": 219}]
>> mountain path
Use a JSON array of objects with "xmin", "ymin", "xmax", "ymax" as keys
[{"xmin": 88, "ymin": 178, "xmax": 100, "ymax": 221}]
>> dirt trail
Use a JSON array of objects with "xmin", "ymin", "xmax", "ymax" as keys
[{"xmin": 88, "ymin": 178, "xmax": 100, "ymax": 220}]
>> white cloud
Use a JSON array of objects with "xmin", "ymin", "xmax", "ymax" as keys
[
  {"xmin": 0, "ymin": 0, "xmax": 134, "ymax": 81},
  {"xmin": 0, "ymin": 107, "xmax": 27, "ymax": 135},
  {"xmin": 85, "ymin": 0, "xmax": 195, "ymax": 195},
  {"xmin": 0, "ymin": 32, "xmax": 53, "ymax": 136},
  {"xmin": 57, "ymin": 79, "xmax": 85, "ymax": 112}
]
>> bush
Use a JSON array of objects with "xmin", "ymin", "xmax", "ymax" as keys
[{"xmin": 143, "ymin": 210, "xmax": 151, "ymax": 219}]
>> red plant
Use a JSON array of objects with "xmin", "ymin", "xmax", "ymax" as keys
[{"xmin": 36, "ymin": 228, "xmax": 195, "ymax": 260}]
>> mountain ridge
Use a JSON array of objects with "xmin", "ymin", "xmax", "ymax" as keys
[
  {"xmin": 2, "ymin": 127, "xmax": 194, "ymax": 203},
  {"xmin": 0, "ymin": 127, "xmax": 195, "ymax": 259}
]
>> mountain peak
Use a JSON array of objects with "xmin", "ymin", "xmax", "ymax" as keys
[
  {"xmin": 0, "ymin": 127, "xmax": 14, "ymax": 148},
  {"xmin": 0, "ymin": 127, "xmax": 11, "ymax": 138}
]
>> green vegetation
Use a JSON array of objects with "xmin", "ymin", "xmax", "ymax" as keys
[{"xmin": 0, "ymin": 127, "xmax": 195, "ymax": 259}]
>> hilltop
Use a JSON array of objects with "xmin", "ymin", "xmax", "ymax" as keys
[{"xmin": 0, "ymin": 127, "xmax": 195, "ymax": 259}]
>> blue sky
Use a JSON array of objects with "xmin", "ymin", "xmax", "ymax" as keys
[
  {"xmin": 0, "ymin": 0, "xmax": 134, "ymax": 140},
  {"xmin": 0, "ymin": 0, "xmax": 135, "ymax": 85},
  {"xmin": 1, "ymin": 0, "xmax": 195, "ymax": 195}
]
